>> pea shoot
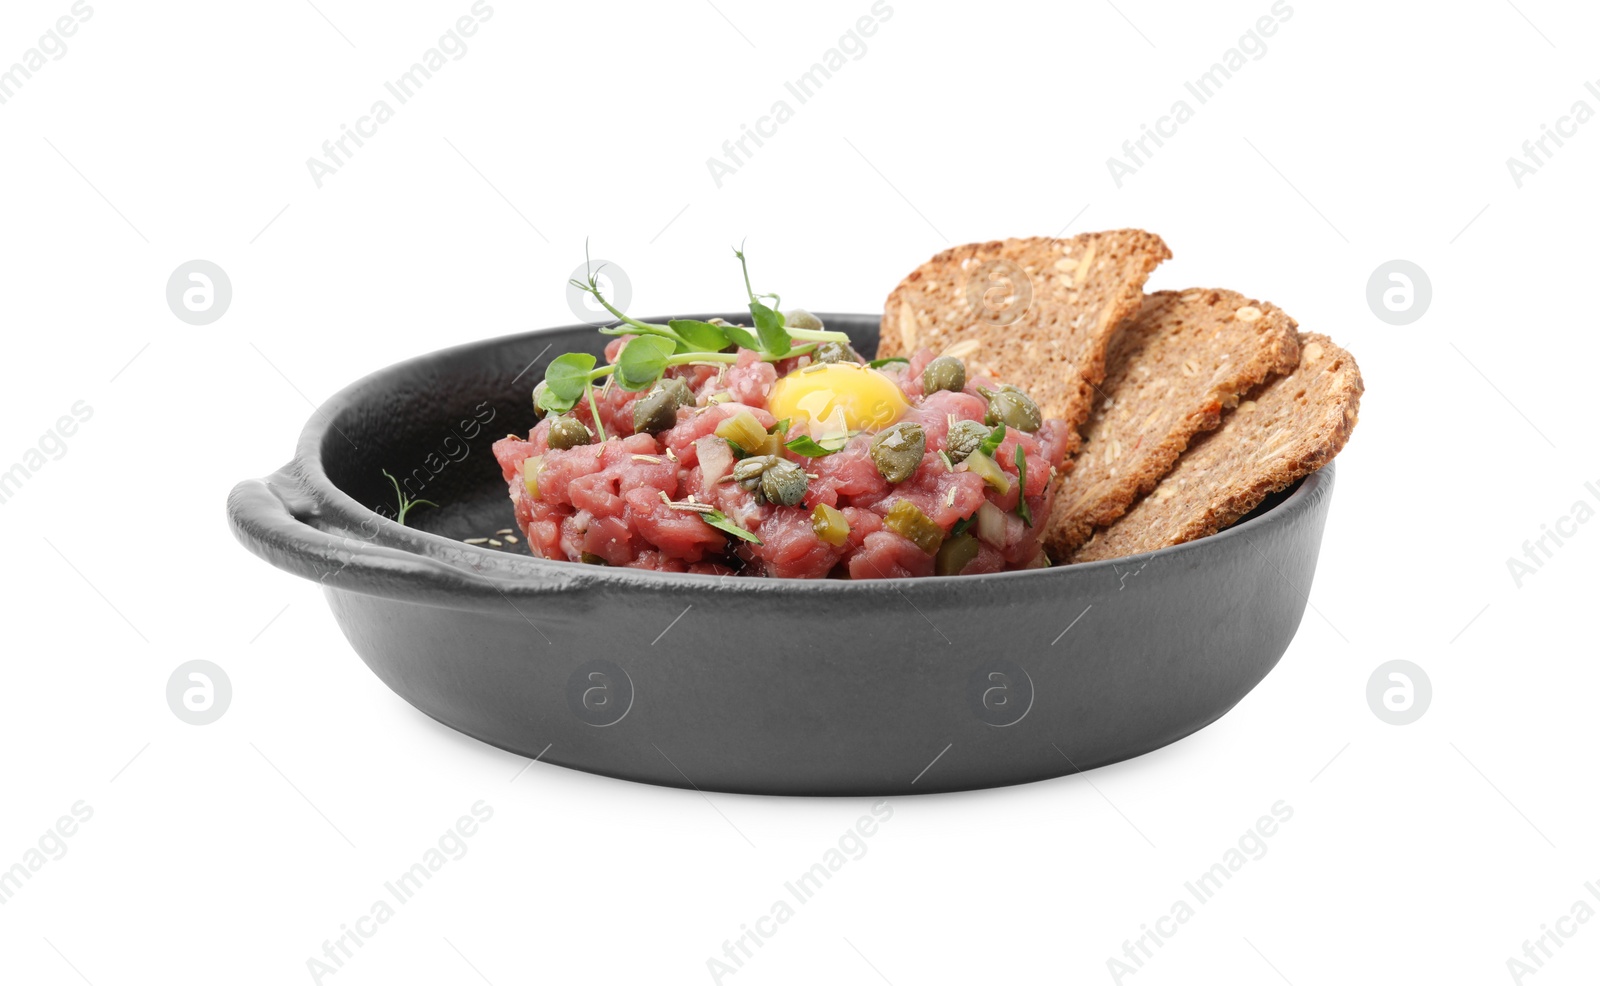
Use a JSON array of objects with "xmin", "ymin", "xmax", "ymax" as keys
[
  {"xmin": 538, "ymin": 243, "xmax": 851, "ymax": 547},
  {"xmin": 536, "ymin": 244, "xmax": 852, "ymax": 420},
  {"xmin": 382, "ymin": 469, "xmax": 437, "ymax": 527}
]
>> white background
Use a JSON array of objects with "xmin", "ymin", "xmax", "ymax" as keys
[{"xmin": 2, "ymin": 0, "xmax": 1597, "ymax": 983}]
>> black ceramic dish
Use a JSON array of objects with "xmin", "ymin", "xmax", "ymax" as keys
[{"xmin": 228, "ymin": 313, "xmax": 1335, "ymax": 796}]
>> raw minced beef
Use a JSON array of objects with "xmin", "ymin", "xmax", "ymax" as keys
[{"xmin": 492, "ymin": 340, "xmax": 1071, "ymax": 579}]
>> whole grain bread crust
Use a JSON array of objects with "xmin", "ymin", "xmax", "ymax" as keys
[
  {"xmin": 1043, "ymin": 289, "xmax": 1301, "ymax": 557},
  {"xmin": 880, "ymin": 231, "xmax": 1170, "ymax": 458},
  {"xmin": 1070, "ymin": 332, "xmax": 1362, "ymax": 563}
]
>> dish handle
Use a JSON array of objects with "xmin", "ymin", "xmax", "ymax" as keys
[{"xmin": 226, "ymin": 466, "xmax": 556, "ymax": 602}]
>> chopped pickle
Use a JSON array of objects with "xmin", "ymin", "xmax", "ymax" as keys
[
  {"xmin": 753, "ymin": 432, "xmax": 784, "ymax": 458},
  {"xmin": 715, "ymin": 410, "xmax": 769, "ymax": 453},
  {"xmin": 521, "ymin": 456, "xmax": 544, "ymax": 498},
  {"xmin": 963, "ymin": 450, "xmax": 1012, "ymax": 494},
  {"xmin": 935, "ymin": 532, "xmax": 980, "ymax": 576},
  {"xmin": 811, "ymin": 503, "xmax": 851, "ymax": 546},
  {"xmin": 884, "ymin": 499, "xmax": 943, "ymax": 555}
]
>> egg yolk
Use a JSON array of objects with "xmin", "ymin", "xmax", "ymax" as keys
[{"xmin": 768, "ymin": 363, "xmax": 909, "ymax": 439}]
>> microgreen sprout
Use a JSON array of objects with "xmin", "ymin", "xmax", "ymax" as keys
[
  {"xmin": 584, "ymin": 377, "xmax": 607, "ymax": 442},
  {"xmin": 382, "ymin": 469, "xmax": 437, "ymax": 526},
  {"xmin": 540, "ymin": 243, "xmax": 852, "ymax": 542},
  {"xmin": 536, "ymin": 243, "xmax": 850, "ymax": 420}
]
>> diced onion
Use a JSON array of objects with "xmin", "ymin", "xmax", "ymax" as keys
[
  {"xmin": 696, "ymin": 436, "xmax": 733, "ymax": 485},
  {"xmin": 975, "ymin": 501, "xmax": 1007, "ymax": 547}
]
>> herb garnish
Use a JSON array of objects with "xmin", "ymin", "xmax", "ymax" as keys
[
  {"xmin": 536, "ymin": 244, "xmax": 851, "ymax": 421},
  {"xmin": 539, "ymin": 243, "xmax": 857, "ymax": 546},
  {"xmin": 1014, "ymin": 444, "xmax": 1032, "ymax": 527},
  {"xmin": 978, "ymin": 423, "xmax": 1008, "ymax": 457},
  {"xmin": 867, "ymin": 356, "xmax": 909, "ymax": 369},
  {"xmin": 382, "ymin": 469, "xmax": 437, "ymax": 526},
  {"xmin": 702, "ymin": 509, "xmax": 762, "ymax": 545},
  {"xmin": 784, "ymin": 435, "xmax": 845, "ymax": 457},
  {"xmin": 584, "ymin": 377, "xmax": 607, "ymax": 442}
]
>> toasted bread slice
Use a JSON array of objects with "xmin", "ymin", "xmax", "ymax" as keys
[
  {"xmin": 1071, "ymin": 333, "xmax": 1362, "ymax": 563},
  {"xmin": 1044, "ymin": 289, "xmax": 1301, "ymax": 556},
  {"xmin": 879, "ymin": 231, "xmax": 1170, "ymax": 455}
]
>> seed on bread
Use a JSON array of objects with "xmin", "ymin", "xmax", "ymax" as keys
[
  {"xmin": 1070, "ymin": 331, "xmax": 1361, "ymax": 563},
  {"xmin": 941, "ymin": 339, "xmax": 983, "ymax": 361}
]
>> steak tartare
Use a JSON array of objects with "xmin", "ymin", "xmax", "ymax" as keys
[
  {"xmin": 492, "ymin": 335, "xmax": 1070, "ymax": 579},
  {"xmin": 489, "ymin": 251, "xmax": 1070, "ymax": 579}
]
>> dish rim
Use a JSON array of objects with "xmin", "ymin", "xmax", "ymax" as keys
[{"xmin": 254, "ymin": 313, "xmax": 1332, "ymax": 596}]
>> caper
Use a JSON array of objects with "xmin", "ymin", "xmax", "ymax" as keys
[
  {"xmin": 814, "ymin": 341, "xmax": 857, "ymax": 365},
  {"xmin": 758, "ymin": 459, "xmax": 808, "ymax": 506},
  {"xmin": 945, "ymin": 419, "xmax": 991, "ymax": 463},
  {"xmin": 728, "ymin": 454, "xmax": 808, "ymax": 505},
  {"xmin": 531, "ymin": 380, "xmax": 549, "ymax": 420},
  {"xmin": 732, "ymin": 454, "xmax": 778, "ymax": 491},
  {"xmin": 632, "ymin": 378, "xmax": 694, "ymax": 435},
  {"xmin": 546, "ymin": 415, "xmax": 592, "ymax": 450},
  {"xmin": 979, "ymin": 385, "xmax": 1043, "ymax": 432},
  {"xmin": 870, "ymin": 422, "xmax": 926, "ymax": 484},
  {"xmin": 632, "ymin": 389, "xmax": 678, "ymax": 436},
  {"xmin": 783, "ymin": 308, "xmax": 825, "ymax": 331},
  {"xmin": 922, "ymin": 356, "xmax": 967, "ymax": 394},
  {"xmin": 660, "ymin": 376, "xmax": 696, "ymax": 407}
]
